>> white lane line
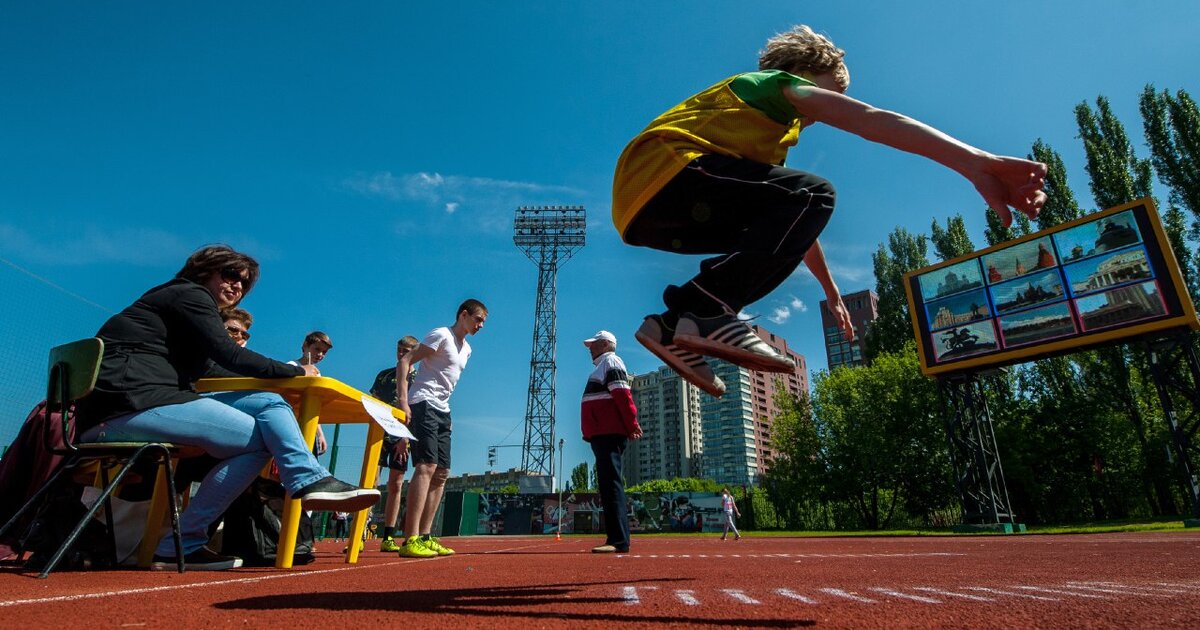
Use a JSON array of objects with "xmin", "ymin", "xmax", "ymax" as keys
[
  {"xmin": 0, "ymin": 538, "xmax": 561, "ymax": 609},
  {"xmin": 868, "ymin": 587, "xmax": 941, "ymax": 604},
  {"xmin": 676, "ymin": 590, "xmax": 700, "ymax": 606},
  {"xmin": 911, "ymin": 587, "xmax": 994, "ymax": 602},
  {"xmin": 962, "ymin": 586, "xmax": 1059, "ymax": 601},
  {"xmin": 1062, "ymin": 583, "xmax": 1173, "ymax": 597},
  {"xmin": 1013, "ymin": 585, "xmax": 1106, "ymax": 599},
  {"xmin": 622, "ymin": 586, "xmax": 640, "ymax": 605},
  {"xmin": 819, "ymin": 588, "xmax": 877, "ymax": 603},
  {"xmin": 1154, "ymin": 582, "xmax": 1200, "ymax": 590},
  {"xmin": 721, "ymin": 589, "xmax": 761, "ymax": 604},
  {"xmin": 1081, "ymin": 581, "xmax": 1191, "ymax": 594},
  {"xmin": 775, "ymin": 588, "xmax": 818, "ymax": 604}
]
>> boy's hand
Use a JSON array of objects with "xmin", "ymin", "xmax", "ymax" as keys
[
  {"xmin": 393, "ymin": 439, "xmax": 409, "ymax": 467},
  {"xmin": 969, "ymin": 156, "xmax": 1048, "ymax": 228},
  {"xmin": 827, "ymin": 292, "xmax": 855, "ymax": 341}
]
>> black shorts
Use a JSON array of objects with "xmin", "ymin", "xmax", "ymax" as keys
[
  {"xmin": 378, "ymin": 435, "xmax": 409, "ymax": 472},
  {"xmin": 409, "ymin": 400, "xmax": 452, "ymax": 469}
]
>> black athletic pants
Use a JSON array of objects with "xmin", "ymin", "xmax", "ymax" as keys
[
  {"xmin": 624, "ymin": 154, "xmax": 836, "ymax": 324},
  {"xmin": 591, "ymin": 434, "xmax": 630, "ymax": 550}
]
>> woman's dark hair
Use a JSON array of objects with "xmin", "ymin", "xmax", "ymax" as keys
[{"xmin": 176, "ymin": 245, "xmax": 260, "ymax": 296}]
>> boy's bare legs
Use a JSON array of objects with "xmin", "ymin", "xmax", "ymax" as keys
[
  {"xmin": 420, "ymin": 467, "xmax": 450, "ymax": 534},
  {"xmin": 403, "ymin": 463, "xmax": 435, "ymax": 541}
]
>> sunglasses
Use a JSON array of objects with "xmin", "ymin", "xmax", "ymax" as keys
[
  {"xmin": 225, "ymin": 326, "xmax": 251, "ymax": 341},
  {"xmin": 219, "ymin": 267, "xmax": 247, "ymax": 286}
]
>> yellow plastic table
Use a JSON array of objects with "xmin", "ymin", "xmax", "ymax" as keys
[{"xmin": 195, "ymin": 376, "xmax": 404, "ymax": 568}]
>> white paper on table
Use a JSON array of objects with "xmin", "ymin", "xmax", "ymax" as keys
[{"xmin": 361, "ymin": 395, "xmax": 416, "ymax": 440}]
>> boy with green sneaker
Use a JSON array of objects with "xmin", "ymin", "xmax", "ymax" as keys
[
  {"xmin": 394, "ymin": 300, "xmax": 488, "ymax": 558},
  {"xmin": 370, "ymin": 336, "xmax": 420, "ymax": 553}
]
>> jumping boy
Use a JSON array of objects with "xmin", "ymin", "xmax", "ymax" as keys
[{"xmin": 616, "ymin": 25, "xmax": 1047, "ymax": 396}]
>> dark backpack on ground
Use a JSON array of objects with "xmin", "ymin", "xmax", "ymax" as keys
[
  {"xmin": 17, "ymin": 482, "xmax": 116, "ymax": 571},
  {"xmin": 220, "ymin": 477, "xmax": 314, "ymax": 566}
]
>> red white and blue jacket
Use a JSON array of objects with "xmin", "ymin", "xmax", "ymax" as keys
[{"xmin": 580, "ymin": 351, "xmax": 640, "ymax": 441}]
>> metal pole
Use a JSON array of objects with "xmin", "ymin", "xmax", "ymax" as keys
[{"xmin": 558, "ymin": 438, "xmax": 564, "ymax": 536}]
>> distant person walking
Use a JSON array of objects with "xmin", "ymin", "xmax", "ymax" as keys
[
  {"xmin": 580, "ymin": 330, "xmax": 641, "ymax": 554},
  {"xmin": 720, "ymin": 488, "xmax": 741, "ymax": 541},
  {"xmin": 394, "ymin": 300, "xmax": 488, "ymax": 558}
]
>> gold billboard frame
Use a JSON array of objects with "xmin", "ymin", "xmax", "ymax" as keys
[{"xmin": 904, "ymin": 197, "xmax": 1199, "ymax": 377}]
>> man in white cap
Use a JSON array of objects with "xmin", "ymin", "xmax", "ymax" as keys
[{"xmin": 580, "ymin": 330, "xmax": 642, "ymax": 553}]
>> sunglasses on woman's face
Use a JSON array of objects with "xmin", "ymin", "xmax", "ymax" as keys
[{"xmin": 219, "ymin": 267, "xmax": 247, "ymax": 286}]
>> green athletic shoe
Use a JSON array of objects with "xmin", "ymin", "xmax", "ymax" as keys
[
  {"xmin": 397, "ymin": 537, "xmax": 437, "ymax": 558},
  {"xmin": 422, "ymin": 536, "xmax": 455, "ymax": 556},
  {"xmin": 379, "ymin": 537, "xmax": 402, "ymax": 552}
]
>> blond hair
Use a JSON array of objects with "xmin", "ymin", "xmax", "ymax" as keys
[{"xmin": 758, "ymin": 25, "xmax": 849, "ymax": 92}]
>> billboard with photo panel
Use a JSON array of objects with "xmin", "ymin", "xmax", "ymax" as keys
[{"xmin": 904, "ymin": 198, "xmax": 1198, "ymax": 377}]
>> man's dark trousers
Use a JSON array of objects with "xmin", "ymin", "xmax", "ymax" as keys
[{"xmin": 590, "ymin": 434, "xmax": 630, "ymax": 550}]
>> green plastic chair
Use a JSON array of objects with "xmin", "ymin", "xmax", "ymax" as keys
[{"xmin": 0, "ymin": 338, "xmax": 186, "ymax": 577}]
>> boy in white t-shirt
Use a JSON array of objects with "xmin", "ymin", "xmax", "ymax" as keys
[{"xmin": 393, "ymin": 299, "xmax": 487, "ymax": 558}]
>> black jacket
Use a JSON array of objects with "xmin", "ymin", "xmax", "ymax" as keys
[{"xmin": 75, "ymin": 278, "xmax": 303, "ymax": 431}]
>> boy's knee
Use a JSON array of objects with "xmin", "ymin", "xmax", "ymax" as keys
[{"xmin": 431, "ymin": 467, "xmax": 450, "ymax": 484}]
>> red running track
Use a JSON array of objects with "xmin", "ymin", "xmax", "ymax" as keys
[{"xmin": 1, "ymin": 532, "xmax": 1198, "ymax": 628}]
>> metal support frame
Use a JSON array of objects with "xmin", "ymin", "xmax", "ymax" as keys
[
  {"xmin": 513, "ymin": 206, "xmax": 585, "ymax": 479},
  {"xmin": 938, "ymin": 372, "xmax": 1018, "ymax": 525},
  {"xmin": 1144, "ymin": 330, "xmax": 1200, "ymax": 518}
]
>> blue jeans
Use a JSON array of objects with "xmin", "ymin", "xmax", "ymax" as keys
[
  {"xmin": 591, "ymin": 434, "xmax": 630, "ymax": 550},
  {"xmin": 80, "ymin": 391, "xmax": 328, "ymax": 556}
]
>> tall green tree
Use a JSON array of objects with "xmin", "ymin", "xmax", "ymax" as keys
[
  {"xmin": 983, "ymin": 207, "xmax": 1032, "ymax": 246},
  {"xmin": 1140, "ymin": 86, "xmax": 1200, "ymax": 218},
  {"xmin": 764, "ymin": 389, "xmax": 829, "ymax": 529},
  {"xmin": 1161, "ymin": 201, "xmax": 1199, "ymax": 300},
  {"xmin": 1075, "ymin": 95, "xmax": 1154, "ymax": 209},
  {"xmin": 865, "ymin": 228, "xmax": 929, "ymax": 358},
  {"xmin": 810, "ymin": 343, "xmax": 948, "ymax": 528},
  {"xmin": 929, "ymin": 214, "xmax": 975, "ymax": 261},
  {"xmin": 1076, "ymin": 94, "xmax": 1177, "ymax": 516},
  {"xmin": 569, "ymin": 462, "xmax": 591, "ymax": 492},
  {"xmin": 1029, "ymin": 139, "xmax": 1083, "ymax": 229}
]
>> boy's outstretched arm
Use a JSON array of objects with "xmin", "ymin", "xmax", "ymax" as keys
[
  {"xmin": 803, "ymin": 239, "xmax": 855, "ymax": 341},
  {"xmin": 785, "ymin": 85, "xmax": 1047, "ymax": 227}
]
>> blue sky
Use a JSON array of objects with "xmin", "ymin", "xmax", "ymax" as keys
[{"xmin": 2, "ymin": 2, "xmax": 1197, "ymax": 482}]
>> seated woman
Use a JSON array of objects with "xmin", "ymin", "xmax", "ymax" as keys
[{"xmin": 75, "ymin": 245, "xmax": 379, "ymax": 570}]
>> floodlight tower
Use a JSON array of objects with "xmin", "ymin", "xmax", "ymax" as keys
[{"xmin": 513, "ymin": 206, "xmax": 586, "ymax": 480}]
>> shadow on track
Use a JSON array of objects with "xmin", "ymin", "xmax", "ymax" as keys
[{"xmin": 213, "ymin": 578, "xmax": 814, "ymax": 627}]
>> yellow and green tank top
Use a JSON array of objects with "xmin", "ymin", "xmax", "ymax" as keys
[{"xmin": 611, "ymin": 70, "xmax": 813, "ymax": 238}]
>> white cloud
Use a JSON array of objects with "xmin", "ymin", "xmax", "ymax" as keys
[
  {"xmin": 342, "ymin": 171, "xmax": 586, "ymax": 215},
  {"xmin": 790, "ymin": 296, "xmax": 808, "ymax": 312},
  {"xmin": 737, "ymin": 310, "xmax": 755, "ymax": 321},
  {"xmin": 768, "ymin": 306, "xmax": 792, "ymax": 324}
]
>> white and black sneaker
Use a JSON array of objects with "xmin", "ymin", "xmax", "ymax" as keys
[
  {"xmin": 294, "ymin": 476, "xmax": 380, "ymax": 512},
  {"xmin": 151, "ymin": 546, "xmax": 242, "ymax": 571},
  {"xmin": 674, "ymin": 311, "xmax": 795, "ymax": 373},
  {"xmin": 635, "ymin": 314, "xmax": 726, "ymax": 397}
]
